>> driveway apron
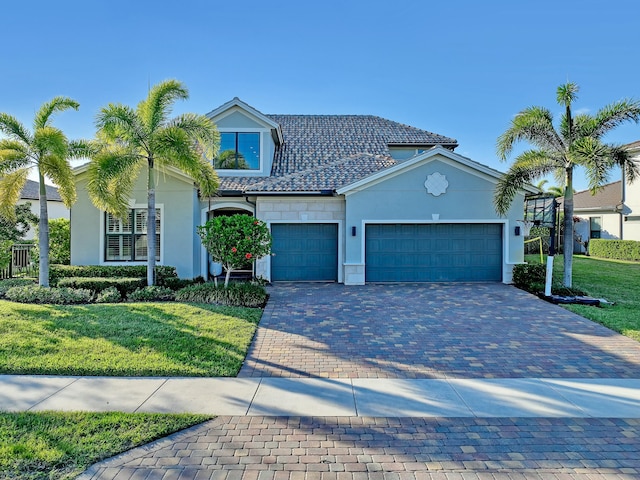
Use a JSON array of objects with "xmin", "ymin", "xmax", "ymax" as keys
[{"xmin": 239, "ymin": 283, "xmax": 640, "ymax": 378}]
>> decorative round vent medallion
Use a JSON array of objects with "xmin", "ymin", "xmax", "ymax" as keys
[{"xmin": 424, "ymin": 172, "xmax": 448, "ymax": 197}]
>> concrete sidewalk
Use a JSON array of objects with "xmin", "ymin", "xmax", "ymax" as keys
[{"xmin": 2, "ymin": 375, "xmax": 640, "ymax": 418}]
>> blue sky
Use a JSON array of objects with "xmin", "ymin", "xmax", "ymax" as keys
[{"xmin": 3, "ymin": 0, "xmax": 639, "ymax": 191}]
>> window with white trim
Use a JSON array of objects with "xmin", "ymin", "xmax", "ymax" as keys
[
  {"xmin": 105, "ymin": 209, "xmax": 160, "ymax": 261},
  {"xmin": 215, "ymin": 132, "xmax": 260, "ymax": 170}
]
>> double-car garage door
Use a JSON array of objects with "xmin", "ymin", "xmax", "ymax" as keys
[
  {"xmin": 365, "ymin": 223, "xmax": 503, "ymax": 282},
  {"xmin": 270, "ymin": 222, "xmax": 503, "ymax": 282}
]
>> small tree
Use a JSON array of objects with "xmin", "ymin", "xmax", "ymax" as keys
[
  {"xmin": 33, "ymin": 218, "xmax": 70, "ymax": 265},
  {"xmin": 198, "ymin": 215, "xmax": 272, "ymax": 287}
]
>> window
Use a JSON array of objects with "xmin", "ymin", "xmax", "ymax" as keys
[
  {"xmin": 589, "ymin": 217, "xmax": 602, "ymax": 239},
  {"xmin": 215, "ymin": 132, "xmax": 260, "ymax": 170},
  {"xmin": 105, "ymin": 209, "xmax": 160, "ymax": 261}
]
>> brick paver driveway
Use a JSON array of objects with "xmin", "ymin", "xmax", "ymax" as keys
[
  {"xmin": 239, "ymin": 283, "xmax": 640, "ymax": 378},
  {"xmin": 81, "ymin": 283, "xmax": 640, "ymax": 480}
]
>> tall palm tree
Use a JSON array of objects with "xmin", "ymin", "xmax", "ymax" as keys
[
  {"xmin": 0, "ymin": 97, "xmax": 84, "ymax": 286},
  {"xmin": 495, "ymin": 83, "xmax": 640, "ymax": 287},
  {"xmin": 87, "ymin": 80, "xmax": 219, "ymax": 286}
]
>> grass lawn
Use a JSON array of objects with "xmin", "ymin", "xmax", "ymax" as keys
[
  {"xmin": 0, "ymin": 301, "xmax": 262, "ymax": 376},
  {"xmin": 527, "ymin": 254, "xmax": 640, "ymax": 342},
  {"xmin": 0, "ymin": 411, "xmax": 211, "ymax": 480}
]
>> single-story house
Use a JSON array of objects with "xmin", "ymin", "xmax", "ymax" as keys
[
  {"xmin": 71, "ymin": 97, "xmax": 534, "ymax": 284},
  {"xmin": 571, "ymin": 141, "xmax": 640, "ymax": 252},
  {"xmin": 18, "ymin": 179, "xmax": 70, "ymax": 240}
]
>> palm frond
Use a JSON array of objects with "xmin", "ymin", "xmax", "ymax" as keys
[
  {"xmin": 169, "ymin": 113, "xmax": 220, "ymax": 159},
  {"xmin": 138, "ymin": 80, "xmax": 188, "ymax": 133},
  {"xmin": 86, "ymin": 149, "xmax": 141, "ymax": 218},
  {"xmin": 96, "ymin": 104, "xmax": 147, "ymax": 147},
  {"xmin": 493, "ymin": 150, "xmax": 557, "ymax": 216},
  {"xmin": 613, "ymin": 145, "xmax": 640, "ymax": 185},
  {"xmin": 556, "ymin": 83, "xmax": 579, "ymax": 107},
  {"xmin": 496, "ymin": 107, "xmax": 563, "ymax": 160},
  {"xmin": 0, "ymin": 169, "xmax": 29, "ymax": 219},
  {"xmin": 41, "ymin": 154, "xmax": 77, "ymax": 207},
  {"xmin": 570, "ymin": 137, "xmax": 613, "ymax": 192},
  {"xmin": 68, "ymin": 138, "xmax": 97, "ymax": 160},
  {"xmin": 32, "ymin": 126, "xmax": 68, "ymax": 159},
  {"xmin": 0, "ymin": 113, "xmax": 32, "ymax": 144},
  {"xmin": 33, "ymin": 96, "xmax": 79, "ymax": 130},
  {"xmin": 0, "ymin": 140, "xmax": 32, "ymax": 173},
  {"xmin": 588, "ymin": 99, "xmax": 640, "ymax": 138}
]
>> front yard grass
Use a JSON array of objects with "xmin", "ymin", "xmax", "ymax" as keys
[
  {"xmin": 0, "ymin": 301, "xmax": 262, "ymax": 376},
  {"xmin": 527, "ymin": 254, "xmax": 640, "ymax": 342},
  {"xmin": 0, "ymin": 411, "xmax": 211, "ymax": 480}
]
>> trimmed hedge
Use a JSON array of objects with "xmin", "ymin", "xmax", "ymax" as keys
[
  {"xmin": 175, "ymin": 282, "xmax": 267, "ymax": 308},
  {"xmin": 49, "ymin": 265, "xmax": 178, "ymax": 286},
  {"xmin": 589, "ymin": 239, "xmax": 640, "ymax": 261},
  {"xmin": 5, "ymin": 285, "xmax": 92, "ymax": 304},
  {"xmin": 57, "ymin": 277, "xmax": 146, "ymax": 296},
  {"xmin": 95, "ymin": 287, "xmax": 122, "ymax": 303},
  {"xmin": 128, "ymin": 286, "xmax": 175, "ymax": 302},
  {"xmin": 512, "ymin": 263, "xmax": 546, "ymax": 294},
  {"xmin": 0, "ymin": 278, "xmax": 36, "ymax": 298}
]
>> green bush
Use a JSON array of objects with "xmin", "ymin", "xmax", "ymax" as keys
[
  {"xmin": 176, "ymin": 282, "xmax": 268, "ymax": 308},
  {"xmin": 5, "ymin": 285, "xmax": 92, "ymax": 304},
  {"xmin": 0, "ymin": 278, "xmax": 36, "ymax": 298},
  {"xmin": 58, "ymin": 277, "xmax": 145, "ymax": 296},
  {"xmin": 163, "ymin": 276, "xmax": 205, "ymax": 291},
  {"xmin": 95, "ymin": 286, "xmax": 122, "ymax": 303},
  {"xmin": 50, "ymin": 265, "xmax": 177, "ymax": 286},
  {"xmin": 512, "ymin": 263, "xmax": 546, "ymax": 293},
  {"xmin": 127, "ymin": 286, "xmax": 175, "ymax": 302},
  {"xmin": 589, "ymin": 239, "xmax": 640, "ymax": 261}
]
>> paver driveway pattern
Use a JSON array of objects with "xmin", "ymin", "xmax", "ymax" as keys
[{"xmin": 239, "ymin": 283, "xmax": 640, "ymax": 379}]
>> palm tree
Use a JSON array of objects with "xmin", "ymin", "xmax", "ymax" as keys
[
  {"xmin": 87, "ymin": 80, "xmax": 219, "ymax": 286},
  {"xmin": 0, "ymin": 97, "xmax": 84, "ymax": 286},
  {"xmin": 495, "ymin": 83, "xmax": 640, "ymax": 287}
]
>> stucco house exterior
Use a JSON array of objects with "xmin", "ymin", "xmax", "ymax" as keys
[
  {"xmin": 18, "ymin": 180, "xmax": 70, "ymax": 240},
  {"xmin": 571, "ymin": 141, "xmax": 640, "ymax": 252},
  {"xmin": 71, "ymin": 97, "xmax": 533, "ymax": 284}
]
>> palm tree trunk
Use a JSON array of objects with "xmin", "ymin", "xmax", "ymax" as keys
[
  {"xmin": 147, "ymin": 159, "xmax": 156, "ymax": 286},
  {"xmin": 38, "ymin": 169, "xmax": 49, "ymax": 287},
  {"xmin": 563, "ymin": 168, "xmax": 574, "ymax": 287}
]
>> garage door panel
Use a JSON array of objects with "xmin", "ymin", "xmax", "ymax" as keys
[
  {"xmin": 365, "ymin": 223, "xmax": 502, "ymax": 282},
  {"xmin": 271, "ymin": 223, "xmax": 338, "ymax": 281}
]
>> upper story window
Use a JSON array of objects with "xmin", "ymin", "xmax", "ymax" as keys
[{"xmin": 215, "ymin": 132, "xmax": 260, "ymax": 170}]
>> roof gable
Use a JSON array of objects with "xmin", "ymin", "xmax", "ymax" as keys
[{"xmin": 206, "ymin": 97, "xmax": 283, "ymax": 145}]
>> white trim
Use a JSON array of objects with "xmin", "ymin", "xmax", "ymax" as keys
[
  {"xmin": 199, "ymin": 201, "xmax": 255, "ymax": 279},
  {"xmin": 265, "ymin": 219, "xmax": 344, "ymax": 283},
  {"xmin": 358, "ymin": 219, "xmax": 509, "ymax": 283},
  {"xmin": 99, "ymin": 204, "xmax": 165, "ymax": 266},
  {"xmin": 215, "ymin": 128, "xmax": 270, "ymax": 177}
]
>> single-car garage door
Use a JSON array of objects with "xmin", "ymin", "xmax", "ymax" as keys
[
  {"xmin": 271, "ymin": 223, "xmax": 338, "ymax": 281},
  {"xmin": 365, "ymin": 223, "xmax": 502, "ymax": 282}
]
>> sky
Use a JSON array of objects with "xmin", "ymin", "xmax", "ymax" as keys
[{"xmin": 2, "ymin": 0, "xmax": 639, "ymax": 191}]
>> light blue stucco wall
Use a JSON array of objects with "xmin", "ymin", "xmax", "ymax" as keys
[
  {"xmin": 343, "ymin": 154, "xmax": 525, "ymax": 281},
  {"xmin": 71, "ymin": 166, "xmax": 201, "ymax": 278}
]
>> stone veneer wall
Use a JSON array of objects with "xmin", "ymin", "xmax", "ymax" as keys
[{"xmin": 255, "ymin": 197, "xmax": 346, "ymax": 281}]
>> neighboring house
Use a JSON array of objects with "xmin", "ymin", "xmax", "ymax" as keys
[
  {"xmin": 571, "ymin": 141, "xmax": 640, "ymax": 253},
  {"xmin": 71, "ymin": 97, "xmax": 534, "ymax": 284},
  {"xmin": 17, "ymin": 179, "xmax": 70, "ymax": 240}
]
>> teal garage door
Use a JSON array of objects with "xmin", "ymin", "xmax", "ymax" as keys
[
  {"xmin": 365, "ymin": 223, "xmax": 502, "ymax": 282},
  {"xmin": 271, "ymin": 223, "xmax": 338, "ymax": 281}
]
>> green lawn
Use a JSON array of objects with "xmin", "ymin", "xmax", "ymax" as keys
[
  {"xmin": 0, "ymin": 301, "xmax": 262, "ymax": 376},
  {"xmin": 527, "ymin": 254, "xmax": 640, "ymax": 342},
  {"xmin": 0, "ymin": 411, "xmax": 211, "ymax": 480}
]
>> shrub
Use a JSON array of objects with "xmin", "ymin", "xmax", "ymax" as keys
[
  {"xmin": 0, "ymin": 278, "xmax": 36, "ymax": 298},
  {"xmin": 5, "ymin": 285, "xmax": 92, "ymax": 304},
  {"xmin": 512, "ymin": 263, "xmax": 546, "ymax": 293},
  {"xmin": 176, "ymin": 282, "xmax": 268, "ymax": 308},
  {"xmin": 589, "ymin": 239, "xmax": 640, "ymax": 261},
  {"xmin": 58, "ymin": 277, "xmax": 145, "ymax": 296},
  {"xmin": 163, "ymin": 276, "xmax": 205, "ymax": 291},
  {"xmin": 50, "ymin": 265, "xmax": 177, "ymax": 286},
  {"xmin": 127, "ymin": 286, "xmax": 175, "ymax": 302},
  {"xmin": 95, "ymin": 286, "xmax": 122, "ymax": 303}
]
